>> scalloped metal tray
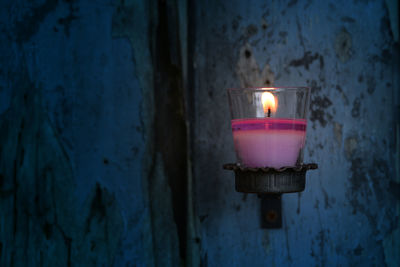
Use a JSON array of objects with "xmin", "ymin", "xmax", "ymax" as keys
[{"xmin": 223, "ymin": 163, "xmax": 318, "ymax": 194}]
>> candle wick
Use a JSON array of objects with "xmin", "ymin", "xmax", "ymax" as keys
[{"xmin": 267, "ymin": 108, "xmax": 271, "ymax": 117}]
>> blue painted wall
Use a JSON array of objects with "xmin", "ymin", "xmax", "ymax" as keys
[
  {"xmin": 0, "ymin": 1, "xmax": 149, "ymax": 265},
  {"xmin": 0, "ymin": 0, "xmax": 398, "ymax": 266},
  {"xmin": 193, "ymin": 0, "xmax": 399, "ymax": 266}
]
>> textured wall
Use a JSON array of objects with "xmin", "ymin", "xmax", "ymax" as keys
[
  {"xmin": 0, "ymin": 0, "xmax": 398, "ymax": 266},
  {"xmin": 0, "ymin": 0, "xmax": 149, "ymax": 266},
  {"xmin": 0, "ymin": 0, "xmax": 201, "ymax": 266},
  {"xmin": 192, "ymin": 0, "xmax": 399, "ymax": 266}
]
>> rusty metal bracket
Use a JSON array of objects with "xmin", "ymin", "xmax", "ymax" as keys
[
  {"xmin": 223, "ymin": 163, "xmax": 318, "ymax": 228},
  {"xmin": 260, "ymin": 194, "xmax": 282, "ymax": 228}
]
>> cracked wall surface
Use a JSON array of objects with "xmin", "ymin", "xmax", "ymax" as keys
[
  {"xmin": 0, "ymin": 0, "xmax": 147, "ymax": 266},
  {"xmin": 0, "ymin": 0, "xmax": 200, "ymax": 266},
  {"xmin": 0, "ymin": 0, "xmax": 398, "ymax": 266},
  {"xmin": 192, "ymin": 0, "xmax": 399, "ymax": 266}
]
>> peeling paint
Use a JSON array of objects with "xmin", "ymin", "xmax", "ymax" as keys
[
  {"xmin": 335, "ymin": 85, "xmax": 349, "ymax": 105},
  {"xmin": 289, "ymin": 51, "xmax": 323, "ymax": 70},
  {"xmin": 334, "ymin": 28, "xmax": 352, "ymax": 63},
  {"xmin": 236, "ymin": 43, "xmax": 274, "ymax": 87},
  {"xmin": 345, "ymin": 136, "xmax": 358, "ymax": 159},
  {"xmin": 0, "ymin": 0, "xmax": 398, "ymax": 266},
  {"xmin": 333, "ymin": 122, "xmax": 343, "ymax": 147},
  {"xmin": 310, "ymin": 95, "xmax": 332, "ymax": 127},
  {"xmin": 244, "ymin": 24, "xmax": 258, "ymax": 38}
]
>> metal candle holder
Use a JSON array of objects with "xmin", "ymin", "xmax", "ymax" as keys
[{"xmin": 223, "ymin": 163, "xmax": 318, "ymax": 228}]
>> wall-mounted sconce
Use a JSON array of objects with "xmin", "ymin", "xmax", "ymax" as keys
[{"xmin": 224, "ymin": 87, "xmax": 317, "ymax": 228}]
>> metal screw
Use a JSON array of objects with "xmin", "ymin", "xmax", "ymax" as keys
[{"xmin": 265, "ymin": 210, "xmax": 278, "ymax": 222}]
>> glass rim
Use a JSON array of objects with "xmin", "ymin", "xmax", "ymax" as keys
[{"xmin": 227, "ymin": 87, "xmax": 309, "ymax": 93}]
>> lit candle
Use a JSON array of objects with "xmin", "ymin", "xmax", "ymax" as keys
[{"xmin": 231, "ymin": 92, "xmax": 307, "ymax": 168}]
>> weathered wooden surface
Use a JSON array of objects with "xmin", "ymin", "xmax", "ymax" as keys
[
  {"xmin": 0, "ymin": 0, "xmax": 398, "ymax": 266},
  {"xmin": 192, "ymin": 0, "xmax": 399, "ymax": 266},
  {"xmin": 0, "ymin": 70, "xmax": 123, "ymax": 266}
]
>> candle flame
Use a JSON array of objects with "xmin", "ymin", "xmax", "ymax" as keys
[{"xmin": 261, "ymin": 92, "xmax": 277, "ymax": 114}]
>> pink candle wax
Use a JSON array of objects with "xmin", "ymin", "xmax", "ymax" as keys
[{"xmin": 231, "ymin": 118, "xmax": 307, "ymax": 168}]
